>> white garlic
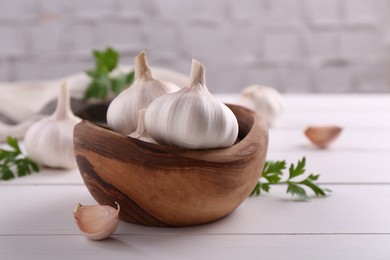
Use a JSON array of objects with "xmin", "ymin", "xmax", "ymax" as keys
[
  {"xmin": 24, "ymin": 82, "xmax": 81, "ymax": 169},
  {"xmin": 73, "ymin": 202, "xmax": 120, "ymax": 241},
  {"xmin": 240, "ymin": 85, "xmax": 285, "ymax": 127},
  {"xmin": 107, "ymin": 51, "xmax": 180, "ymax": 135},
  {"xmin": 145, "ymin": 59, "xmax": 239, "ymax": 149},
  {"xmin": 128, "ymin": 109, "xmax": 157, "ymax": 144}
]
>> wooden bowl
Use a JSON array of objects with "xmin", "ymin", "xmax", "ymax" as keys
[{"xmin": 73, "ymin": 104, "xmax": 268, "ymax": 227}]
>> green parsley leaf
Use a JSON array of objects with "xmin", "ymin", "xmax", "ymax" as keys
[
  {"xmin": 1, "ymin": 166, "xmax": 14, "ymax": 180},
  {"xmin": 287, "ymin": 183, "xmax": 308, "ymax": 200},
  {"xmin": 250, "ymin": 182, "xmax": 261, "ymax": 196},
  {"xmin": 84, "ymin": 76, "xmax": 111, "ymax": 100},
  {"xmin": 84, "ymin": 47, "xmax": 134, "ymax": 100},
  {"xmin": 250, "ymin": 157, "xmax": 331, "ymax": 200},
  {"xmin": 300, "ymin": 178, "xmax": 326, "ymax": 197},
  {"xmin": 0, "ymin": 136, "xmax": 40, "ymax": 181},
  {"xmin": 263, "ymin": 160, "xmax": 286, "ymax": 175},
  {"xmin": 93, "ymin": 48, "xmax": 119, "ymax": 73},
  {"xmin": 289, "ymin": 157, "xmax": 306, "ymax": 179},
  {"xmin": 261, "ymin": 160, "xmax": 286, "ymax": 184},
  {"xmin": 6, "ymin": 136, "xmax": 20, "ymax": 152}
]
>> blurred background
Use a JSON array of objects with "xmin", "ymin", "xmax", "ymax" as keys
[{"xmin": 0, "ymin": 0, "xmax": 390, "ymax": 93}]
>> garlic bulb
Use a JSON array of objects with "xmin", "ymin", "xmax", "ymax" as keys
[
  {"xmin": 73, "ymin": 202, "xmax": 120, "ymax": 240},
  {"xmin": 107, "ymin": 51, "xmax": 180, "ymax": 135},
  {"xmin": 240, "ymin": 85, "xmax": 285, "ymax": 127},
  {"xmin": 145, "ymin": 59, "xmax": 239, "ymax": 149},
  {"xmin": 24, "ymin": 82, "xmax": 81, "ymax": 169},
  {"xmin": 128, "ymin": 109, "xmax": 157, "ymax": 144}
]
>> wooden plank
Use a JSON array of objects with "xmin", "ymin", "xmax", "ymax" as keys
[
  {"xmin": 266, "ymin": 150, "xmax": 390, "ymax": 183},
  {"xmin": 0, "ymin": 168, "xmax": 84, "ymax": 185},
  {"xmin": 1, "ymin": 185, "xmax": 389, "ymax": 235},
  {"xmin": 1, "ymin": 154, "xmax": 388, "ymax": 186},
  {"xmin": 278, "ymin": 110, "xmax": 390, "ymax": 129},
  {"xmin": 215, "ymin": 93, "xmax": 390, "ymax": 110},
  {"xmin": 1, "ymin": 234, "xmax": 389, "ymax": 260},
  {"xmin": 2, "ymin": 129, "xmax": 389, "ymax": 186},
  {"xmin": 214, "ymin": 94, "xmax": 390, "ymax": 129},
  {"xmin": 279, "ymin": 94, "xmax": 390, "ymax": 110},
  {"xmin": 1, "ymin": 149, "xmax": 389, "ymax": 185},
  {"xmin": 269, "ymin": 128, "xmax": 390, "ymax": 151}
]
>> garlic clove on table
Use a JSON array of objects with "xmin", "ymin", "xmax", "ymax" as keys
[
  {"xmin": 304, "ymin": 125, "xmax": 342, "ymax": 148},
  {"xmin": 107, "ymin": 51, "xmax": 180, "ymax": 135},
  {"xmin": 144, "ymin": 59, "xmax": 239, "ymax": 149},
  {"xmin": 24, "ymin": 82, "xmax": 81, "ymax": 169},
  {"xmin": 73, "ymin": 202, "xmax": 120, "ymax": 240},
  {"xmin": 240, "ymin": 85, "xmax": 285, "ymax": 127}
]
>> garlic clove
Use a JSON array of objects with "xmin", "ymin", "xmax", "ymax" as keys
[
  {"xmin": 73, "ymin": 202, "xmax": 120, "ymax": 240},
  {"xmin": 304, "ymin": 125, "xmax": 342, "ymax": 148},
  {"xmin": 24, "ymin": 82, "xmax": 81, "ymax": 169},
  {"xmin": 145, "ymin": 59, "xmax": 239, "ymax": 149},
  {"xmin": 128, "ymin": 109, "xmax": 157, "ymax": 144},
  {"xmin": 240, "ymin": 85, "xmax": 285, "ymax": 127},
  {"xmin": 107, "ymin": 51, "xmax": 180, "ymax": 135}
]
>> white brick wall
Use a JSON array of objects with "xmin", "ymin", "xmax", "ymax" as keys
[{"xmin": 0, "ymin": 0, "xmax": 390, "ymax": 93}]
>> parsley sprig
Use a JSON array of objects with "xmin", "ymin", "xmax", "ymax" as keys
[
  {"xmin": 84, "ymin": 47, "xmax": 134, "ymax": 100},
  {"xmin": 251, "ymin": 157, "xmax": 331, "ymax": 200},
  {"xmin": 0, "ymin": 137, "xmax": 39, "ymax": 181}
]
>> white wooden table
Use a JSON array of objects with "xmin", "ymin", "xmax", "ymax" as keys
[{"xmin": 1, "ymin": 94, "xmax": 390, "ymax": 259}]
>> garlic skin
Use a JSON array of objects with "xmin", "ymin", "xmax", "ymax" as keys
[
  {"xmin": 24, "ymin": 82, "xmax": 81, "ymax": 169},
  {"xmin": 128, "ymin": 109, "xmax": 157, "ymax": 144},
  {"xmin": 73, "ymin": 202, "xmax": 120, "ymax": 241},
  {"xmin": 107, "ymin": 51, "xmax": 180, "ymax": 135},
  {"xmin": 240, "ymin": 85, "xmax": 285, "ymax": 127},
  {"xmin": 145, "ymin": 59, "xmax": 239, "ymax": 149}
]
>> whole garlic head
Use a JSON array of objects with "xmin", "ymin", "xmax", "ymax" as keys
[
  {"xmin": 240, "ymin": 85, "xmax": 285, "ymax": 127},
  {"xmin": 144, "ymin": 59, "xmax": 239, "ymax": 149},
  {"xmin": 107, "ymin": 51, "xmax": 180, "ymax": 135},
  {"xmin": 24, "ymin": 82, "xmax": 81, "ymax": 169}
]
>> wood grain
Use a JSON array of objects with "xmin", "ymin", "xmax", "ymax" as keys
[{"xmin": 73, "ymin": 104, "xmax": 268, "ymax": 227}]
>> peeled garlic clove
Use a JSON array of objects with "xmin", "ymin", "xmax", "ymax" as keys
[
  {"xmin": 73, "ymin": 202, "xmax": 120, "ymax": 241},
  {"xmin": 128, "ymin": 109, "xmax": 157, "ymax": 144},
  {"xmin": 240, "ymin": 85, "xmax": 285, "ymax": 127},
  {"xmin": 145, "ymin": 59, "xmax": 239, "ymax": 149},
  {"xmin": 304, "ymin": 126, "xmax": 342, "ymax": 148},
  {"xmin": 107, "ymin": 51, "xmax": 180, "ymax": 135},
  {"xmin": 24, "ymin": 82, "xmax": 81, "ymax": 169}
]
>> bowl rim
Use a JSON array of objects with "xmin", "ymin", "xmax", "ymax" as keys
[{"xmin": 74, "ymin": 103, "xmax": 267, "ymax": 157}]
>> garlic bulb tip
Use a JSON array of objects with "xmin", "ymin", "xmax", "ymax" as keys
[
  {"xmin": 190, "ymin": 59, "xmax": 205, "ymax": 86},
  {"xmin": 135, "ymin": 50, "xmax": 152, "ymax": 80}
]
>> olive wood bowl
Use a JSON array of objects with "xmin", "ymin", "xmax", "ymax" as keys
[{"xmin": 73, "ymin": 104, "xmax": 268, "ymax": 227}]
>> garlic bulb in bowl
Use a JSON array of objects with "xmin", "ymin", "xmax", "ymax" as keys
[
  {"xmin": 240, "ymin": 85, "xmax": 285, "ymax": 127},
  {"xmin": 24, "ymin": 82, "xmax": 81, "ymax": 169},
  {"xmin": 107, "ymin": 51, "xmax": 180, "ymax": 135},
  {"xmin": 144, "ymin": 59, "xmax": 239, "ymax": 149}
]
